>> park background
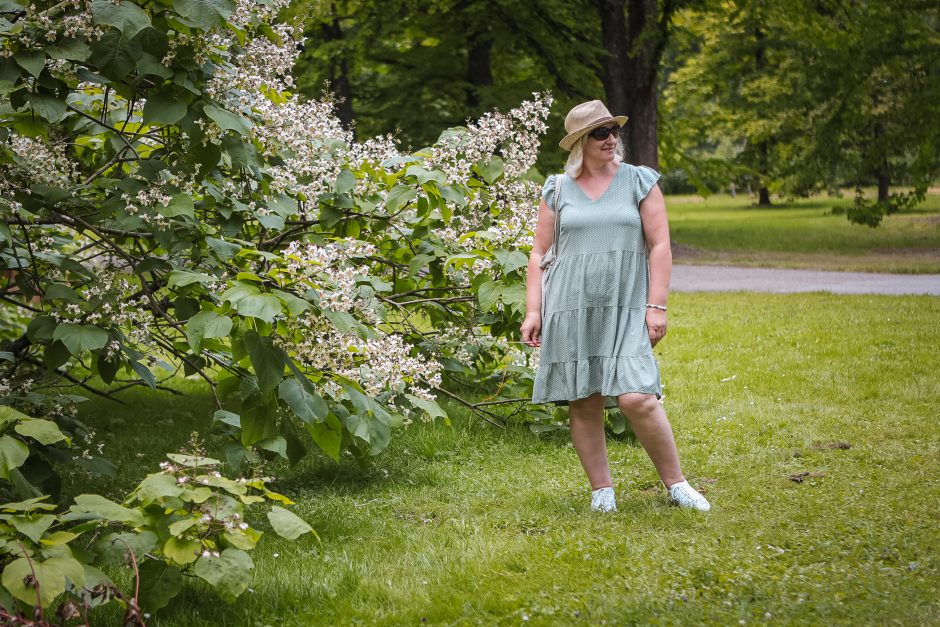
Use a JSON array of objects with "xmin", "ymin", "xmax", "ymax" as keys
[{"xmin": 0, "ymin": 0, "xmax": 938, "ymax": 624}]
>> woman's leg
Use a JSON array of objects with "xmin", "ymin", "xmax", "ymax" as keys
[
  {"xmin": 568, "ymin": 393, "xmax": 612, "ymax": 489},
  {"xmin": 616, "ymin": 393, "xmax": 685, "ymax": 487}
]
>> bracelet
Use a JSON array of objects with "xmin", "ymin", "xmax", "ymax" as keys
[{"xmin": 646, "ymin": 303, "xmax": 667, "ymax": 312}]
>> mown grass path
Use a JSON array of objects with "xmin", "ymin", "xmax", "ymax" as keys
[{"xmin": 77, "ymin": 293, "xmax": 939, "ymax": 625}]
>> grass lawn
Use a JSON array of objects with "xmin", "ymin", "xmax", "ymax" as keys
[
  {"xmin": 666, "ymin": 189, "xmax": 940, "ymax": 274},
  {"xmin": 72, "ymin": 293, "xmax": 940, "ymax": 625}
]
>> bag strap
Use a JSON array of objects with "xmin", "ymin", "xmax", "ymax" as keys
[{"xmin": 552, "ymin": 174, "xmax": 565, "ymax": 250}]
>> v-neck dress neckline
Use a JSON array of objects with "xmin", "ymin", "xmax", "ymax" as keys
[{"xmin": 572, "ymin": 163, "xmax": 623, "ymax": 203}]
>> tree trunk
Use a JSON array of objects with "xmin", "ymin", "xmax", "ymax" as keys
[
  {"xmin": 596, "ymin": 0, "xmax": 672, "ymax": 169},
  {"xmin": 877, "ymin": 172, "xmax": 889, "ymax": 204},
  {"xmin": 466, "ymin": 34, "xmax": 493, "ymax": 112},
  {"xmin": 758, "ymin": 187, "xmax": 771, "ymax": 206}
]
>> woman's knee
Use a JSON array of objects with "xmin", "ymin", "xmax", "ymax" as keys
[{"xmin": 617, "ymin": 392, "xmax": 659, "ymax": 417}]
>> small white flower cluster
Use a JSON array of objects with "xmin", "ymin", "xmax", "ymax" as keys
[
  {"xmin": 0, "ymin": 0, "xmax": 100, "ymax": 52},
  {"xmin": 1, "ymin": 133, "xmax": 81, "ymax": 209},
  {"xmin": 427, "ymin": 92, "xmax": 553, "ymax": 183},
  {"xmin": 282, "ymin": 239, "xmax": 377, "ymax": 317}
]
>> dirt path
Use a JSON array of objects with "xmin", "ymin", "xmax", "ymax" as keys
[{"xmin": 671, "ymin": 264, "xmax": 940, "ymax": 295}]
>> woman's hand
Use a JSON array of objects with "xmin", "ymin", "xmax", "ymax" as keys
[
  {"xmin": 520, "ymin": 312, "xmax": 542, "ymax": 347},
  {"xmin": 646, "ymin": 309, "xmax": 667, "ymax": 347}
]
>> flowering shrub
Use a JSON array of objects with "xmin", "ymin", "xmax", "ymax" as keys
[{"xmin": 0, "ymin": 443, "xmax": 312, "ymax": 621}]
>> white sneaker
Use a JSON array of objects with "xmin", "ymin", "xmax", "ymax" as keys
[
  {"xmin": 667, "ymin": 481, "xmax": 711, "ymax": 511},
  {"xmin": 590, "ymin": 486, "xmax": 617, "ymax": 512}
]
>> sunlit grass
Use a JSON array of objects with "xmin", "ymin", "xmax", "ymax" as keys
[
  {"xmin": 75, "ymin": 293, "xmax": 940, "ymax": 625},
  {"xmin": 666, "ymin": 189, "xmax": 940, "ymax": 273}
]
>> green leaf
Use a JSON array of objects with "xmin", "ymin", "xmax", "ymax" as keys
[
  {"xmin": 494, "ymin": 249, "xmax": 529, "ymax": 274},
  {"xmin": 93, "ymin": 531, "xmax": 158, "ymax": 564},
  {"xmin": 404, "ymin": 394, "xmax": 448, "ymax": 421},
  {"xmin": 0, "ymin": 405, "xmax": 31, "ymax": 429},
  {"xmin": 143, "ymin": 88, "xmax": 188, "ymax": 124},
  {"xmin": 192, "ymin": 548, "xmax": 253, "ymax": 602},
  {"xmin": 204, "ymin": 104, "xmax": 252, "ymax": 135},
  {"xmin": 206, "ymin": 236, "xmax": 241, "ymax": 259},
  {"xmin": 476, "ymin": 156, "xmax": 504, "ymax": 183},
  {"xmin": 173, "ymin": 0, "xmax": 234, "ymax": 28},
  {"xmin": 165, "ymin": 452, "xmax": 221, "ymax": 467},
  {"xmin": 26, "ymin": 315, "xmax": 57, "ymax": 341},
  {"xmin": 334, "ymin": 170, "xmax": 355, "ymax": 194},
  {"xmin": 2, "ymin": 556, "xmax": 84, "ymax": 608},
  {"xmin": 129, "ymin": 360, "xmax": 156, "ymax": 388},
  {"xmin": 136, "ymin": 473, "xmax": 184, "ymax": 504},
  {"xmin": 90, "ymin": 30, "xmax": 142, "ymax": 81},
  {"xmin": 14, "ymin": 51, "xmax": 44, "ymax": 77},
  {"xmin": 213, "ymin": 410, "xmax": 240, "ymax": 428},
  {"xmin": 267, "ymin": 505, "xmax": 312, "ymax": 540},
  {"xmin": 14, "ymin": 418, "xmax": 68, "ymax": 445},
  {"xmin": 167, "ymin": 270, "xmax": 214, "ymax": 288},
  {"xmin": 10, "ymin": 513, "xmax": 55, "ymax": 543},
  {"xmin": 186, "ymin": 311, "xmax": 232, "ymax": 352},
  {"xmin": 385, "ymin": 184, "xmax": 417, "ymax": 213},
  {"xmin": 164, "ymin": 536, "xmax": 201, "ymax": 565},
  {"xmin": 271, "ymin": 289, "xmax": 310, "ymax": 316},
  {"xmin": 69, "ymin": 494, "xmax": 144, "ymax": 526},
  {"xmin": 52, "ymin": 323, "xmax": 109, "ymax": 355},
  {"xmin": 137, "ymin": 560, "xmax": 182, "ymax": 613},
  {"xmin": 476, "ymin": 281, "xmax": 500, "ymax": 311},
  {"xmin": 25, "ymin": 93, "xmax": 67, "ymax": 123},
  {"xmin": 236, "ymin": 293, "xmax": 282, "ymax": 322},
  {"xmin": 0, "ymin": 496, "xmax": 56, "ymax": 513},
  {"xmin": 278, "ymin": 378, "xmax": 328, "ymax": 424},
  {"xmin": 92, "ymin": 0, "xmax": 151, "ymax": 38},
  {"xmin": 161, "ymin": 193, "xmax": 195, "ymax": 218},
  {"xmin": 305, "ymin": 418, "xmax": 342, "ymax": 461},
  {"xmin": 46, "ymin": 38, "xmax": 92, "ymax": 62},
  {"xmin": 244, "ymin": 331, "xmax": 286, "ymax": 395},
  {"xmin": 0, "ymin": 435, "xmax": 29, "ymax": 480}
]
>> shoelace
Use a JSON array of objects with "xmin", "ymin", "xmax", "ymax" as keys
[{"xmin": 672, "ymin": 484, "xmax": 701, "ymax": 503}]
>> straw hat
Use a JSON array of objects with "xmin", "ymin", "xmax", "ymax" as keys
[{"xmin": 559, "ymin": 100, "xmax": 628, "ymax": 151}]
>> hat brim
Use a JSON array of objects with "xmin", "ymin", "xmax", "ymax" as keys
[{"xmin": 559, "ymin": 115, "xmax": 628, "ymax": 151}]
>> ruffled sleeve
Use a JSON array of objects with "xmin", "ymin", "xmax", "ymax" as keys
[
  {"xmin": 634, "ymin": 165, "xmax": 661, "ymax": 203},
  {"xmin": 541, "ymin": 174, "xmax": 559, "ymax": 213}
]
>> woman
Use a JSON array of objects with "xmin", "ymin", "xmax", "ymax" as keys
[{"xmin": 521, "ymin": 100, "xmax": 710, "ymax": 513}]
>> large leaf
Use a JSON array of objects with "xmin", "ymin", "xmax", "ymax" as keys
[
  {"xmin": 52, "ymin": 324, "xmax": 109, "ymax": 355},
  {"xmin": 244, "ymin": 331, "xmax": 286, "ymax": 395},
  {"xmin": 164, "ymin": 536, "xmax": 201, "ymax": 565},
  {"xmin": 167, "ymin": 270, "xmax": 215, "ymax": 288},
  {"xmin": 136, "ymin": 473, "xmax": 184, "ymax": 504},
  {"xmin": 0, "ymin": 405, "xmax": 30, "ymax": 429},
  {"xmin": 90, "ymin": 29, "xmax": 142, "ymax": 80},
  {"xmin": 25, "ymin": 93, "xmax": 67, "ymax": 123},
  {"xmin": 404, "ymin": 394, "xmax": 448, "ymax": 421},
  {"xmin": 2, "ymin": 556, "xmax": 85, "ymax": 608},
  {"xmin": 204, "ymin": 104, "xmax": 252, "ymax": 135},
  {"xmin": 69, "ymin": 494, "xmax": 144, "ymax": 526},
  {"xmin": 305, "ymin": 416, "xmax": 342, "ymax": 461},
  {"xmin": 266, "ymin": 505, "xmax": 312, "ymax": 540},
  {"xmin": 94, "ymin": 531, "xmax": 158, "ymax": 564},
  {"xmin": 143, "ymin": 87, "xmax": 188, "ymax": 124},
  {"xmin": 10, "ymin": 513, "xmax": 56, "ymax": 543},
  {"xmin": 236, "ymin": 293, "xmax": 282, "ymax": 322},
  {"xmin": 14, "ymin": 418, "xmax": 68, "ymax": 445},
  {"xmin": 186, "ymin": 310, "xmax": 232, "ymax": 352},
  {"xmin": 278, "ymin": 378, "xmax": 328, "ymax": 424},
  {"xmin": 0, "ymin": 435, "xmax": 29, "ymax": 480},
  {"xmin": 91, "ymin": 0, "xmax": 151, "ymax": 38},
  {"xmin": 137, "ymin": 560, "xmax": 182, "ymax": 613},
  {"xmin": 172, "ymin": 0, "xmax": 234, "ymax": 28},
  {"xmin": 192, "ymin": 548, "xmax": 253, "ymax": 602}
]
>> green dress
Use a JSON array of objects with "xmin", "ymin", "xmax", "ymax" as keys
[{"xmin": 532, "ymin": 162, "xmax": 663, "ymax": 405}]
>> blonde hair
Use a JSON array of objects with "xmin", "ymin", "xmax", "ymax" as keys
[{"xmin": 564, "ymin": 134, "xmax": 626, "ymax": 178}]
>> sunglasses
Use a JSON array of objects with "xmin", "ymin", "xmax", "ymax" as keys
[{"xmin": 587, "ymin": 124, "xmax": 621, "ymax": 141}]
